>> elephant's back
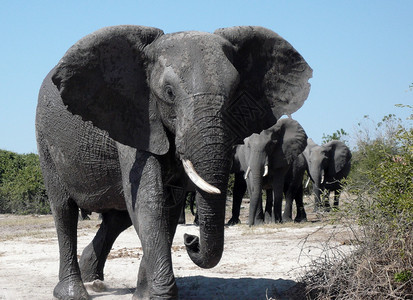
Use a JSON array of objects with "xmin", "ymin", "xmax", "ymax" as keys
[{"xmin": 36, "ymin": 69, "xmax": 124, "ymax": 210}]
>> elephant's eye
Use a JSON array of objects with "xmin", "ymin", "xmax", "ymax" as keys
[{"xmin": 163, "ymin": 85, "xmax": 176, "ymax": 103}]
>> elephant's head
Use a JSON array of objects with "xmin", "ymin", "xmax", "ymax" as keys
[
  {"xmin": 242, "ymin": 118, "xmax": 308, "ymax": 225},
  {"xmin": 303, "ymin": 139, "xmax": 352, "ymax": 201},
  {"xmin": 51, "ymin": 25, "xmax": 312, "ymax": 268}
]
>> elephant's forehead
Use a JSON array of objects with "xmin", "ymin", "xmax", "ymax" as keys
[
  {"xmin": 247, "ymin": 134, "xmax": 267, "ymax": 147},
  {"xmin": 152, "ymin": 31, "xmax": 238, "ymax": 95},
  {"xmin": 155, "ymin": 31, "xmax": 230, "ymax": 56},
  {"xmin": 311, "ymin": 146, "xmax": 327, "ymax": 155},
  {"xmin": 160, "ymin": 31, "xmax": 222, "ymax": 43}
]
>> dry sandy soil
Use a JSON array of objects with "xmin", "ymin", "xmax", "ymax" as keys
[{"xmin": 0, "ymin": 197, "xmax": 354, "ymax": 300}]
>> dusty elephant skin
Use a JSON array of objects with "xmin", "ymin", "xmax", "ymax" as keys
[
  {"xmin": 35, "ymin": 25, "xmax": 312, "ymax": 300},
  {"xmin": 303, "ymin": 139, "xmax": 352, "ymax": 210},
  {"xmin": 228, "ymin": 119, "xmax": 308, "ymax": 226}
]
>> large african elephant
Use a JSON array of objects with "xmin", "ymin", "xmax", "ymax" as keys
[
  {"xmin": 227, "ymin": 118, "xmax": 308, "ymax": 226},
  {"xmin": 303, "ymin": 139, "xmax": 352, "ymax": 210},
  {"xmin": 35, "ymin": 25, "xmax": 312, "ymax": 299}
]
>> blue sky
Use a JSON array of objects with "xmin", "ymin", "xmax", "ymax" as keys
[{"xmin": 1, "ymin": 1, "xmax": 412, "ymax": 154}]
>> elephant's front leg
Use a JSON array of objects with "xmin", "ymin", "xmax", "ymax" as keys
[
  {"xmin": 271, "ymin": 176, "xmax": 285, "ymax": 223},
  {"xmin": 264, "ymin": 189, "xmax": 273, "ymax": 223},
  {"xmin": 227, "ymin": 172, "xmax": 246, "ymax": 225},
  {"xmin": 118, "ymin": 148, "xmax": 179, "ymax": 300},
  {"xmin": 313, "ymin": 185, "xmax": 322, "ymax": 212},
  {"xmin": 282, "ymin": 189, "xmax": 294, "ymax": 222},
  {"xmin": 294, "ymin": 184, "xmax": 307, "ymax": 222},
  {"xmin": 323, "ymin": 189, "xmax": 331, "ymax": 211},
  {"xmin": 333, "ymin": 189, "xmax": 341, "ymax": 208}
]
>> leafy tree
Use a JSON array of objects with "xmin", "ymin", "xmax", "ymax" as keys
[
  {"xmin": 321, "ymin": 128, "xmax": 348, "ymax": 144},
  {"xmin": 0, "ymin": 150, "xmax": 49, "ymax": 214}
]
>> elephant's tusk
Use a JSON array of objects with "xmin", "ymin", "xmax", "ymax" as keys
[
  {"xmin": 321, "ymin": 175, "xmax": 325, "ymax": 184},
  {"xmin": 182, "ymin": 159, "xmax": 221, "ymax": 194},
  {"xmin": 305, "ymin": 177, "xmax": 311, "ymax": 188},
  {"xmin": 244, "ymin": 166, "xmax": 251, "ymax": 180},
  {"xmin": 263, "ymin": 165, "xmax": 269, "ymax": 177}
]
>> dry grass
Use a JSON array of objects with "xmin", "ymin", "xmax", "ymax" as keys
[
  {"xmin": 292, "ymin": 192, "xmax": 413, "ymax": 300},
  {"xmin": 0, "ymin": 213, "xmax": 102, "ymax": 241},
  {"xmin": 0, "ymin": 214, "xmax": 55, "ymax": 241}
]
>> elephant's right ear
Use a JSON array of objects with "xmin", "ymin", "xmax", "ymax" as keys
[
  {"xmin": 324, "ymin": 141, "xmax": 352, "ymax": 174},
  {"xmin": 215, "ymin": 26, "xmax": 312, "ymax": 122},
  {"xmin": 52, "ymin": 25, "xmax": 169, "ymax": 155},
  {"xmin": 264, "ymin": 118, "xmax": 308, "ymax": 166}
]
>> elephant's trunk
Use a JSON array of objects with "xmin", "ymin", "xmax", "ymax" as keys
[
  {"xmin": 245, "ymin": 152, "xmax": 266, "ymax": 226},
  {"xmin": 247, "ymin": 173, "xmax": 264, "ymax": 226},
  {"xmin": 181, "ymin": 95, "xmax": 232, "ymax": 268},
  {"xmin": 183, "ymin": 153, "xmax": 230, "ymax": 268},
  {"xmin": 311, "ymin": 169, "xmax": 325, "ymax": 207}
]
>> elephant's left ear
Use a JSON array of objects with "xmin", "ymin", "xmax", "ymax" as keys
[
  {"xmin": 324, "ymin": 141, "xmax": 352, "ymax": 174},
  {"xmin": 215, "ymin": 26, "xmax": 313, "ymax": 120},
  {"xmin": 52, "ymin": 25, "xmax": 169, "ymax": 155},
  {"xmin": 264, "ymin": 118, "xmax": 308, "ymax": 165}
]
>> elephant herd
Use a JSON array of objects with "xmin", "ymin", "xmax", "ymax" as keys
[
  {"xmin": 35, "ymin": 25, "xmax": 350, "ymax": 299},
  {"xmin": 226, "ymin": 120, "xmax": 352, "ymax": 226}
]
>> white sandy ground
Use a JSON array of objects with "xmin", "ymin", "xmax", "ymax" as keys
[{"xmin": 0, "ymin": 198, "xmax": 354, "ymax": 300}]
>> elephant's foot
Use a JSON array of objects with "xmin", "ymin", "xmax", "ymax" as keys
[
  {"xmin": 133, "ymin": 293, "xmax": 178, "ymax": 300},
  {"xmin": 133, "ymin": 281, "xmax": 178, "ymax": 300},
  {"xmin": 79, "ymin": 255, "xmax": 103, "ymax": 283},
  {"xmin": 84, "ymin": 279, "xmax": 107, "ymax": 293},
  {"xmin": 53, "ymin": 276, "xmax": 89, "ymax": 300},
  {"xmin": 282, "ymin": 216, "xmax": 293, "ymax": 222},
  {"xmin": 294, "ymin": 216, "xmax": 307, "ymax": 223},
  {"xmin": 134, "ymin": 261, "xmax": 178, "ymax": 300},
  {"xmin": 226, "ymin": 217, "xmax": 241, "ymax": 226},
  {"xmin": 282, "ymin": 211, "xmax": 294, "ymax": 222},
  {"xmin": 80, "ymin": 268, "xmax": 103, "ymax": 283},
  {"xmin": 252, "ymin": 218, "xmax": 265, "ymax": 226},
  {"xmin": 264, "ymin": 212, "xmax": 272, "ymax": 224}
]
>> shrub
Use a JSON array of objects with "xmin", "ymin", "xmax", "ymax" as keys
[
  {"xmin": 298, "ymin": 106, "xmax": 413, "ymax": 299},
  {"xmin": 0, "ymin": 150, "xmax": 50, "ymax": 214}
]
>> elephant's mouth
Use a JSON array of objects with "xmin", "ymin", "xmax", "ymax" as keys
[{"xmin": 182, "ymin": 159, "xmax": 221, "ymax": 194}]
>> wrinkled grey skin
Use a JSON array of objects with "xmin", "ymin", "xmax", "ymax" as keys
[
  {"xmin": 228, "ymin": 119, "xmax": 308, "ymax": 226},
  {"xmin": 303, "ymin": 139, "xmax": 352, "ymax": 210},
  {"xmin": 35, "ymin": 25, "xmax": 312, "ymax": 300}
]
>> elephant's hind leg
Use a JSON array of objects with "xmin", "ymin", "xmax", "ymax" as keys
[
  {"xmin": 38, "ymin": 141, "xmax": 88, "ymax": 299},
  {"xmin": 79, "ymin": 210, "xmax": 132, "ymax": 282},
  {"xmin": 48, "ymin": 183, "xmax": 88, "ymax": 299}
]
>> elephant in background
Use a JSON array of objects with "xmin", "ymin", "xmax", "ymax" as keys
[
  {"xmin": 36, "ymin": 25, "xmax": 312, "ymax": 299},
  {"xmin": 228, "ymin": 118, "xmax": 308, "ymax": 226},
  {"xmin": 303, "ymin": 139, "xmax": 352, "ymax": 210}
]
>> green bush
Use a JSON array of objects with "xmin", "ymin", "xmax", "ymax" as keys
[
  {"xmin": 300, "ymin": 106, "xmax": 413, "ymax": 299},
  {"xmin": 0, "ymin": 150, "xmax": 49, "ymax": 214}
]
